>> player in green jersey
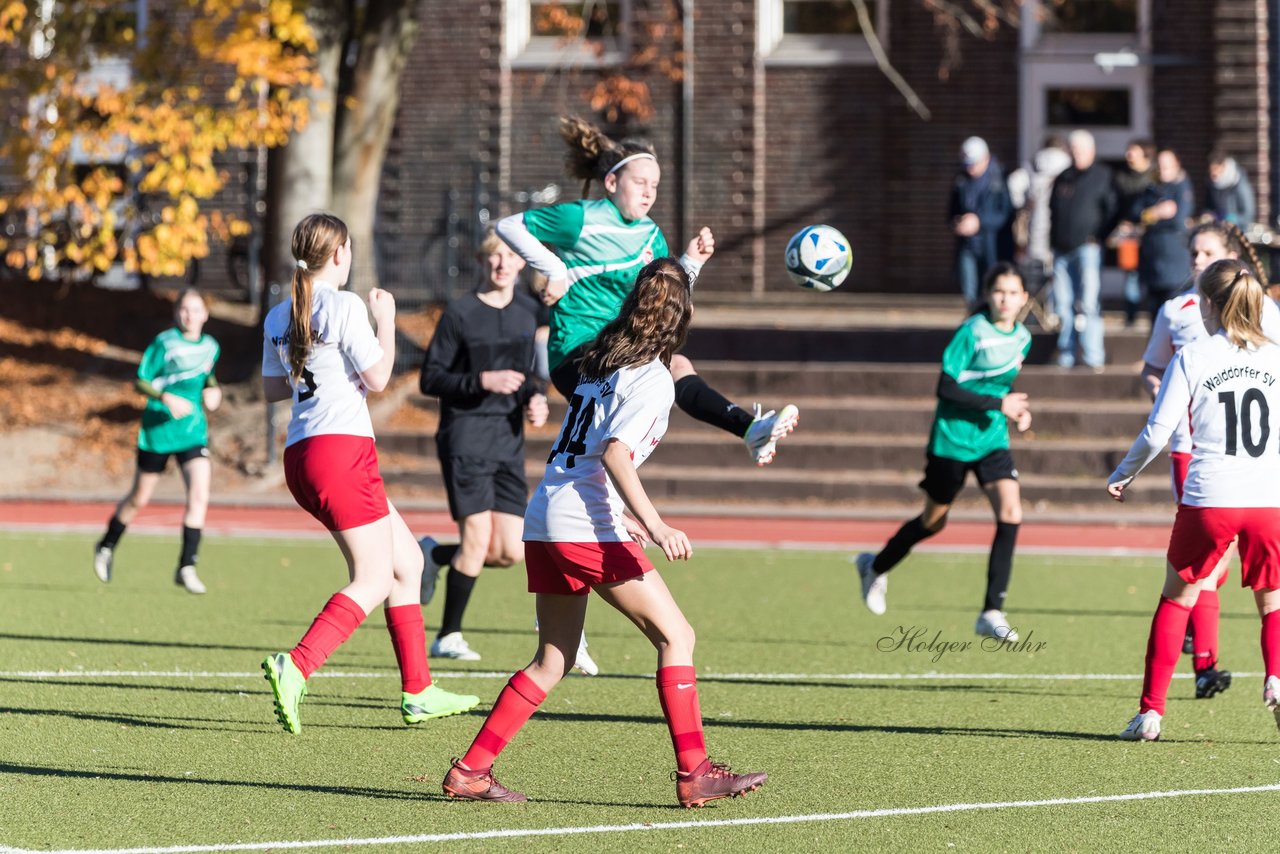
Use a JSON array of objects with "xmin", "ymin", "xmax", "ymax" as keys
[
  {"xmin": 93, "ymin": 289, "xmax": 221, "ymax": 594},
  {"xmin": 496, "ymin": 116, "xmax": 799, "ymax": 467},
  {"xmin": 856, "ymin": 263, "xmax": 1033, "ymax": 640}
]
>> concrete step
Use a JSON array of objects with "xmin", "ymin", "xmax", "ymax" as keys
[
  {"xmin": 682, "ymin": 324, "xmax": 1151, "ymax": 365},
  {"xmin": 396, "ymin": 391, "xmax": 1152, "ymax": 437},
  {"xmin": 379, "ymin": 459, "xmax": 1173, "ymax": 508},
  {"xmin": 685, "ymin": 361, "xmax": 1150, "ymax": 400},
  {"xmin": 379, "ymin": 429, "xmax": 1161, "ymax": 479}
]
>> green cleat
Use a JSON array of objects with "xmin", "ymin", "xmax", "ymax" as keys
[
  {"xmin": 402, "ymin": 683, "xmax": 481, "ymax": 724},
  {"xmin": 262, "ymin": 652, "xmax": 307, "ymax": 734}
]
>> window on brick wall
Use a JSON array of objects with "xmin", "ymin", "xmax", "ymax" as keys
[
  {"xmin": 1020, "ymin": 0, "xmax": 1150, "ymax": 162},
  {"xmin": 1040, "ymin": 0, "xmax": 1138, "ymax": 34},
  {"xmin": 760, "ymin": 0, "xmax": 887, "ymax": 66},
  {"xmin": 507, "ymin": 0, "xmax": 629, "ymax": 68}
]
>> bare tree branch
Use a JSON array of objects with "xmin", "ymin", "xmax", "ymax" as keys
[
  {"xmin": 852, "ymin": 0, "xmax": 931, "ymax": 120},
  {"xmin": 922, "ymin": 0, "xmax": 987, "ymax": 38}
]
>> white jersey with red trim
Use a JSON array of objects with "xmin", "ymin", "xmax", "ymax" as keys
[
  {"xmin": 1112, "ymin": 331, "xmax": 1280, "ymax": 507},
  {"xmin": 524, "ymin": 358, "xmax": 673, "ymax": 542},
  {"xmin": 1143, "ymin": 289, "xmax": 1280, "ymax": 452},
  {"xmin": 262, "ymin": 282, "xmax": 384, "ymax": 448}
]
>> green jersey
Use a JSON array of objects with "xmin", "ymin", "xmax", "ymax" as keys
[
  {"xmin": 522, "ymin": 198, "xmax": 669, "ymax": 368},
  {"xmin": 137, "ymin": 327, "xmax": 220, "ymax": 454},
  {"xmin": 928, "ymin": 313, "xmax": 1031, "ymax": 462}
]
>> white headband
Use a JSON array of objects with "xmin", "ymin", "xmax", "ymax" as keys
[
  {"xmin": 606, "ymin": 152, "xmax": 656, "ymax": 177},
  {"xmin": 296, "ymin": 259, "xmax": 308, "ymax": 270}
]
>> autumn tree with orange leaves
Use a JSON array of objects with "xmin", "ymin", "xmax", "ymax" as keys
[{"xmin": 0, "ymin": 0, "xmax": 316, "ymax": 282}]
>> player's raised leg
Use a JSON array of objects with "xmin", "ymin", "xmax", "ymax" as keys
[{"xmin": 669, "ymin": 355, "xmax": 799, "ymax": 467}]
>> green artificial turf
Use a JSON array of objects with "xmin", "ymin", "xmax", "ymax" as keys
[{"xmin": 2, "ymin": 531, "xmax": 1280, "ymax": 852}]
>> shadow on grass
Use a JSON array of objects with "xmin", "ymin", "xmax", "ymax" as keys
[
  {"xmin": 0, "ymin": 761, "xmax": 666, "ymax": 808},
  {"xmin": 0, "ymin": 631, "xmax": 269, "ymax": 653},
  {"xmin": 532, "ymin": 709, "xmax": 1120, "ymax": 741},
  {"xmin": 0, "ymin": 706, "xmax": 265, "ymax": 734},
  {"xmin": 0, "ymin": 761, "xmax": 445, "ymax": 803}
]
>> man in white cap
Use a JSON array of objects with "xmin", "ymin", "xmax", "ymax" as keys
[{"xmin": 948, "ymin": 136, "xmax": 1012, "ymax": 308}]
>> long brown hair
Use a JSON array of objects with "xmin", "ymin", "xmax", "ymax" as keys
[
  {"xmin": 1199, "ymin": 258, "xmax": 1270, "ymax": 350},
  {"xmin": 1189, "ymin": 219, "xmax": 1265, "ymax": 280},
  {"xmin": 560, "ymin": 115, "xmax": 657, "ymax": 197},
  {"xmin": 578, "ymin": 258, "xmax": 692, "ymax": 378},
  {"xmin": 287, "ymin": 213, "xmax": 349, "ymax": 383}
]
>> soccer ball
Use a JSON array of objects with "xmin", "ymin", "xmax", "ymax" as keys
[{"xmin": 784, "ymin": 224, "xmax": 852, "ymax": 291}]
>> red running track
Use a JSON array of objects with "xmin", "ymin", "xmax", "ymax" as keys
[{"xmin": 0, "ymin": 500, "xmax": 1174, "ymax": 553}]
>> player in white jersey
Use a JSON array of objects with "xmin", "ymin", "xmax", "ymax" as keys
[
  {"xmin": 443, "ymin": 258, "xmax": 767, "ymax": 808},
  {"xmin": 1110, "ymin": 259, "xmax": 1280, "ymax": 741},
  {"xmin": 1139, "ymin": 221, "xmax": 1280, "ymax": 697},
  {"xmin": 258, "ymin": 213, "xmax": 478, "ymax": 734}
]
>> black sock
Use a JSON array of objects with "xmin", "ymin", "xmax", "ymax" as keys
[
  {"xmin": 179, "ymin": 526, "xmax": 202, "ymax": 568},
  {"xmin": 438, "ymin": 568, "xmax": 477, "ymax": 637},
  {"xmin": 99, "ymin": 515, "xmax": 126, "ymax": 550},
  {"xmin": 984, "ymin": 522, "xmax": 1018, "ymax": 612},
  {"xmin": 873, "ymin": 515, "xmax": 937, "ymax": 574},
  {"xmin": 674, "ymin": 375, "xmax": 755, "ymax": 437},
  {"xmin": 431, "ymin": 543, "xmax": 459, "ymax": 568}
]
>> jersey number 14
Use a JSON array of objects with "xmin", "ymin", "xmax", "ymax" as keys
[
  {"xmin": 1219, "ymin": 389, "xmax": 1271, "ymax": 457},
  {"xmin": 548, "ymin": 392, "xmax": 596, "ymax": 468}
]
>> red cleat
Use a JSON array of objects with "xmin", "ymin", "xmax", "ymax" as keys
[
  {"xmin": 442, "ymin": 758, "xmax": 527, "ymax": 802},
  {"xmin": 675, "ymin": 758, "xmax": 767, "ymax": 808}
]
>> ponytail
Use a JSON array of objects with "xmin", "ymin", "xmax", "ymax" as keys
[
  {"xmin": 559, "ymin": 115, "xmax": 657, "ymax": 197},
  {"xmin": 287, "ymin": 269, "xmax": 314, "ymax": 384},
  {"xmin": 1199, "ymin": 258, "xmax": 1269, "ymax": 350},
  {"xmin": 1221, "ymin": 220, "xmax": 1265, "ymax": 282},
  {"xmin": 287, "ymin": 213, "xmax": 349, "ymax": 384}
]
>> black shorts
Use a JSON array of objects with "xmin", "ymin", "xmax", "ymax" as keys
[
  {"xmin": 137, "ymin": 446, "xmax": 209, "ymax": 474},
  {"xmin": 919, "ymin": 449, "xmax": 1018, "ymax": 505},
  {"xmin": 440, "ymin": 453, "xmax": 528, "ymax": 521},
  {"xmin": 549, "ymin": 346, "xmax": 587, "ymax": 398}
]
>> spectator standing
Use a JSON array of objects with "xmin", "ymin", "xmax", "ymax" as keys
[
  {"xmin": 1136, "ymin": 149, "xmax": 1195, "ymax": 317},
  {"xmin": 948, "ymin": 136, "xmax": 1012, "ymax": 308},
  {"xmin": 1113, "ymin": 139, "xmax": 1157, "ymax": 327},
  {"xmin": 1007, "ymin": 135, "xmax": 1072, "ymax": 325},
  {"xmin": 1048, "ymin": 129, "xmax": 1116, "ymax": 370},
  {"xmin": 1207, "ymin": 149, "xmax": 1256, "ymax": 228}
]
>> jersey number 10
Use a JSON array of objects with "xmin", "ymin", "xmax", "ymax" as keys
[{"xmin": 1219, "ymin": 389, "xmax": 1271, "ymax": 457}]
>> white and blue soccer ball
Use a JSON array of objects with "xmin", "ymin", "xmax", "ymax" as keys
[{"xmin": 784, "ymin": 224, "xmax": 852, "ymax": 291}]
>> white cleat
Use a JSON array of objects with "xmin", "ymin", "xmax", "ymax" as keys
[
  {"xmin": 1264, "ymin": 675, "xmax": 1280, "ymax": 733},
  {"xmin": 431, "ymin": 631, "xmax": 481, "ymax": 661},
  {"xmin": 743, "ymin": 403, "xmax": 799, "ymax": 466},
  {"xmin": 855, "ymin": 552, "xmax": 887, "ymax": 615},
  {"xmin": 975, "ymin": 609, "xmax": 1019, "ymax": 643},
  {"xmin": 93, "ymin": 545, "xmax": 114, "ymax": 583},
  {"xmin": 1118, "ymin": 709, "xmax": 1162, "ymax": 742},
  {"xmin": 575, "ymin": 633, "xmax": 599, "ymax": 676},
  {"xmin": 419, "ymin": 536, "xmax": 442, "ymax": 605},
  {"xmin": 175, "ymin": 565, "xmax": 206, "ymax": 595}
]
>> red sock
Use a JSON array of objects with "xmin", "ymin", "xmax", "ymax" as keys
[
  {"xmin": 656, "ymin": 665, "xmax": 707, "ymax": 774},
  {"xmin": 290, "ymin": 593, "xmax": 366, "ymax": 679},
  {"xmin": 1140, "ymin": 597, "xmax": 1192, "ymax": 715},
  {"xmin": 461, "ymin": 670, "xmax": 546, "ymax": 771},
  {"xmin": 1188, "ymin": 590, "xmax": 1220, "ymax": 673},
  {"xmin": 1262, "ymin": 610, "xmax": 1280, "ymax": 679},
  {"xmin": 385, "ymin": 604, "xmax": 432, "ymax": 694}
]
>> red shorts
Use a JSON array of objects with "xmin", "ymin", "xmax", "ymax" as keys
[
  {"xmin": 524, "ymin": 540, "xmax": 654, "ymax": 596},
  {"xmin": 1170, "ymin": 451, "xmax": 1191, "ymax": 503},
  {"xmin": 284, "ymin": 435, "xmax": 389, "ymax": 532},
  {"xmin": 1167, "ymin": 505, "xmax": 1280, "ymax": 591}
]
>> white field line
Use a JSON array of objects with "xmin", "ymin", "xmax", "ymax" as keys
[
  {"xmin": 4, "ymin": 783, "xmax": 1280, "ymax": 854},
  {"xmin": 0, "ymin": 669, "xmax": 1258, "ymax": 682}
]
